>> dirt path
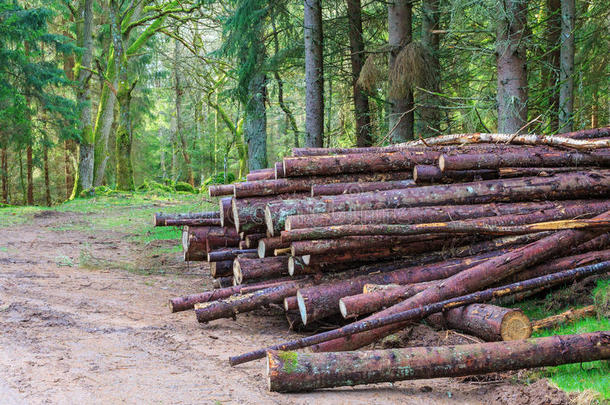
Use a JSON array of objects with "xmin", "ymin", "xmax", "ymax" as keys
[{"xmin": 0, "ymin": 206, "xmax": 572, "ymax": 404}]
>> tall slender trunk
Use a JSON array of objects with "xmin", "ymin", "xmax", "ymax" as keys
[
  {"xmin": 18, "ymin": 150, "xmax": 26, "ymax": 204},
  {"xmin": 64, "ymin": 140, "xmax": 75, "ymax": 199},
  {"xmin": 417, "ymin": 0, "xmax": 441, "ymax": 136},
  {"xmin": 1, "ymin": 148, "xmax": 7, "ymax": 203},
  {"xmin": 388, "ymin": 0, "xmax": 414, "ymax": 142},
  {"xmin": 93, "ymin": 81, "xmax": 116, "ymax": 186},
  {"xmin": 496, "ymin": 0, "xmax": 528, "ymax": 133},
  {"xmin": 304, "ymin": 0, "xmax": 324, "ymax": 147},
  {"xmin": 174, "ymin": 39, "xmax": 194, "ymax": 185},
  {"xmin": 558, "ymin": 0, "xmax": 575, "ymax": 133},
  {"xmin": 244, "ymin": 71, "xmax": 268, "ymax": 171},
  {"xmin": 73, "ymin": 0, "xmax": 95, "ymax": 196},
  {"xmin": 545, "ymin": 0, "xmax": 561, "ymax": 133},
  {"xmin": 43, "ymin": 142, "xmax": 51, "ymax": 206},
  {"xmin": 26, "ymin": 144, "xmax": 33, "ymax": 205},
  {"xmin": 346, "ymin": 0, "xmax": 372, "ymax": 146}
]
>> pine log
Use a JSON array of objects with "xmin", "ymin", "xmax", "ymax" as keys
[
  {"xmin": 210, "ymin": 260, "xmax": 234, "ymax": 277},
  {"xmin": 258, "ymin": 237, "xmax": 290, "ymax": 258},
  {"xmin": 166, "ymin": 218, "xmax": 222, "ymax": 227},
  {"xmin": 245, "ymin": 233, "xmax": 266, "ymax": 248},
  {"xmin": 438, "ymin": 151, "xmax": 610, "ymax": 171},
  {"xmin": 282, "ymin": 150, "xmax": 440, "ymax": 177},
  {"xmin": 207, "ymin": 248, "xmax": 257, "ymax": 262},
  {"xmin": 274, "ymin": 162, "xmax": 285, "ymax": 179},
  {"xmin": 208, "ymin": 184, "xmax": 234, "ymax": 197},
  {"xmin": 532, "ymin": 305, "xmax": 596, "ymax": 331},
  {"xmin": 266, "ymin": 331, "xmax": 609, "ymax": 392},
  {"xmin": 219, "ymin": 197, "xmax": 234, "ymax": 227},
  {"xmin": 403, "ymin": 132, "xmax": 610, "ymax": 150},
  {"xmin": 561, "ymin": 126, "xmax": 610, "ymax": 139},
  {"xmin": 230, "ymin": 261, "xmax": 610, "ymax": 366},
  {"xmin": 310, "ymin": 180, "xmax": 415, "ymax": 197},
  {"xmin": 265, "ymin": 171, "xmax": 610, "ymax": 234},
  {"xmin": 204, "ymin": 227, "xmax": 240, "ymax": 253},
  {"xmin": 274, "ymin": 247, "xmax": 291, "ymax": 256},
  {"xmin": 289, "ymin": 235, "xmax": 439, "ymax": 256},
  {"xmin": 362, "ymin": 284, "xmax": 400, "ymax": 293},
  {"xmin": 233, "ymin": 256, "xmax": 290, "ymax": 284},
  {"xmin": 281, "ymin": 200, "xmax": 610, "ymax": 241},
  {"xmin": 285, "ymin": 200, "xmax": 590, "ymax": 230},
  {"xmin": 154, "ymin": 211, "xmax": 220, "ymax": 226},
  {"xmin": 195, "ymin": 281, "xmax": 307, "ymax": 323},
  {"xmin": 413, "ymin": 165, "xmax": 498, "ymax": 184},
  {"xmin": 426, "ymin": 304, "xmax": 531, "ymax": 341},
  {"xmin": 246, "ymin": 168, "xmax": 275, "ymax": 181},
  {"xmin": 182, "ymin": 226, "xmax": 216, "ymax": 261},
  {"xmin": 233, "ymin": 172, "xmax": 413, "ymax": 198},
  {"xmin": 311, "ymin": 210, "xmax": 610, "ymax": 353},
  {"xmin": 284, "ymin": 296, "xmax": 298, "ymax": 311},
  {"xmin": 238, "ymin": 241, "xmax": 248, "ymax": 249},
  {"xmin": 498, "ymin": 166, "xmax": 598, "ymax": 177},
  {"xmin": 212, "ymin": 276, "xmax": 233, "ymax": 288},
  {"xmin": 233, "ymin": 194, "xmax": 308, "ymax": 234}
]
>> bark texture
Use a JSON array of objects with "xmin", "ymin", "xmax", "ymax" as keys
[{"xmin": 304, "ymin": 0, "xmax": 324, "ymax": 147}]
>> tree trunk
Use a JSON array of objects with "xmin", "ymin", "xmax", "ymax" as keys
[
  {"xmin": 233, "ymin": 256, "xmax": 290, "ymax": 284},
  {"xmin": 558, "ymin": 0, "xmax": 575, "ymax": 133},
  {"xmin": 74, "ymin": 0, "xmax": 95, "ymax": 196},
  {"xmin": 92, "ymin": 82, "xmax": 117, "ymax": 186},
  {"xmin": 43, "ymin": 142, "xmax": 51, "ymax": 206},
  {"xmin": 417, "ymin": 0, "xmax": 441, "ymax": 136},
  {"xmin": 245, "ymin": 70, "xmax": 268, "ymax": 170},
  {"xmin": 26, "ymin": 144, "xmax": 33, "ymax": 205},
  {"xmin": 310, "ymin": 180, "xmax": 415, "ymax": 197},
  {"xmin": 1, "ymin": 148, "xmax": 7, "ymax": 203},
  {"xmin": 545, "ymin": 0, "xmax": 561, "ymax": 132},
  {"xmin": 388, "ymin": 0, "xmax": 414, "ymax": 142},
  {"xmin": 346, "ymin": 0, "xmax": 372, "ymax": 146},
  {"xmin": 64, "ymin": 140, "xmax": 76, "ymax": 199},
  {"xmin": 496, "ymin": 0, "xmax": 528, "ymax": 133},
  {"xmin": 174, "ymin": 38, "xmax": 194, "ymax": 185},
  {"xmin": 304, "ymin": 0, "xmax": 324, "ymax": 147},
  {"xmin": 267, "ymin": 332, "xmax": 609, "ymax": 392}
]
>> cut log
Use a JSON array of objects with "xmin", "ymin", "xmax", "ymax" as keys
[
  {"xmin": 498, "ymin": 166, "xmax": 598, "ymax": 177},
  {"xmin": 561, "ymin": 127, "xmax": 610, "ymax": 139},
  {"xmin": 310, "ymin": 180, "xmax": 415, "ymax": 197},
  {"xmin": 233, "ymin": 172, "xmax": 413, "ymax": 198},
  {"xmin": 219, "ymin": 197, "xmax": 234, "ymax": 227},
  {"xmin": 165, "ymin": 218, "xmax": 221, "ymax": 227},
  {"xmin": 245, "ymin": 233, "xmax": 266, "ymax": 249},
  {"xmin": 285, "ymin": 200, "xmax": 591, "ymax": 230},
  {"xmin": 413, "ymin": 165, "xmax": 498, "ymax": 184},
  {"xmin": 426, "ymin": 304, "xmax": 531, "ymax": 341},
  {"xmin": 182, "ymin": 226, "xmax": 215, "ymax": 261},
  {"xmin": 233, "ymin": 256, "xmax": 290, "ymax": 284},
  {"xmin": 257, "ymin": 237, "xmax": 290, "ymax": 258},
  {"xmin": 274, "ymin": 162, "xmax": 285, "ymax": 179},
  {"xmin": 282, "ymin": 150, "xmax": 440, "ymax": 177},
  {"xmin": 208, "ymin": 184, "xmax": 234, "ymax": 197},
  {"xmin": 265, "ymin": 171, "xmax": 610, "ymax": 234},
  {"xmin": 532, "ymin": 305, "xmax": 596, "ymax": 331},
  {"xmin": 229, "ymin": 261, "xmax": 610, "ymax": 365},
  {"xmin": 154, "ymin": 211, "xmax": 219, "ymax": 226},
  {"xmin": 207, "ymin": 249, "xmax": 257, "ymax": 262},
  {"xmin": 266, "ymin": 331, "xmax": 609, "ymax": 392},
  {"xmin": 210, "ymin": 260, "xmax": 234, "ymax": 278},
  {"xmin": 204, "ymin": 227, "xmax": 240, "ymax": 253},
  {"xmin": 289, "ymin": 235, "xmax": 439, "ymax": 256},
  {"xmin": 233, "ymin": 194, "xmax": 308, "ymax": 234},
  {"xmin": 404, "ymin": 132, "xmax": 610, "ymax": 150},
  {"xmin": 284, "ymin": 296, "xmax": 298, "ymax": 311},
  {"xmin": 246, "ymin": 168, "xmax": 275, "ymax": 181},
  {"xmin": 212, "ymin": 276, "xmax": 233, "ymax": 288},
  {"xmin": 311, "ymin": 210, "xmax": 610, "ymax": 353},
  {"xmin": 438, "ymin": 151, "xmax": 609, "ymax": 171}
]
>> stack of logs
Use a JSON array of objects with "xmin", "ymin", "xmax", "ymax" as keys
[{"xmin": 159, "ymin": 127, "xmax": 610, "ymax": 392}]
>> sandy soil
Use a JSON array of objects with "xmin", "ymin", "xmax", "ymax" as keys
[{"xmin": 0, "ymin": 207, "xmax": 573, "ymax": 404}]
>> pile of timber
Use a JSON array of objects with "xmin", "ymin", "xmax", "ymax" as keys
[{"xmin": 161, "ymin": 127, "xmax": 610, "ymax": 393}]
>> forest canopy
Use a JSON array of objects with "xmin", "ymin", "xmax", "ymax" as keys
[{"xmin": 0, "ymin": 0, "xmax": 608, "ymax": 206}]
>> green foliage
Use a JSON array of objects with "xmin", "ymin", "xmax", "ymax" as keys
[
  {"xmin": 174, "ymin": 181, "xmax": 196, "ymax": 193},
  {"xmin": 203, "ymin": 172, "xmax": 235, "ymax": 186}
]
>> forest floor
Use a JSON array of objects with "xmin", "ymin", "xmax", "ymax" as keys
[{"xmin": 0, "ymin": 193, "xmax": 607, "ymax": 405}]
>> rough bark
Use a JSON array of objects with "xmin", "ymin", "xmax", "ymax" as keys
[
  {"xmin": 174, "ymin": 39, "xmax": 194, "ymax": 185},
  {"xmin": 311, "ymin": 180, "xmax": 415, "ymax": 197},
  {"xmin": 166, "ymin": 218, "xmax": 221, "ymax": 227},
  {"xmin": 562, "ymin": 127, "xmax": 610, "ymax": 139},
  {"xmin": 532, "ymin": 305, "xmax": 595, "ymax": 331},
  {"xmin": 388, "ymin": 0, "xmax": 414, "ymax": 142},
  {"xmin": 1, "ymin": 148, "xmax": 7, "ymax": 203},
  {"xmin": 258, "ymin": 237, "xmax": 290, "ymax": 258},
  {"xmin": 545, "ymin": 0, "xmax": 561, "ymax": 132},
  {"xmin": 210, "ymin": 260, "xmax": 234, "ymax": 278},
  {"xmin": 266, "ymin": 171, "xmax": 610, "ymax": 234},
  {"xmin": 413, "ymin": 165, "xmax": 497, "ymax": 184},
  {"xmin": 208, "ymin": 184, "xmax": 234, "ymax": 197},
  {"xmin": 438, "ymin": 150, "xmax": 609, "ymax": 171},
  {"xmin": 266, "ymin": 332, "xmax": 609, "ymax": 392},
  {"xmin": 233, "ymin": 256, "xmax": 290, "ymax": 284},
  {"xmin": 219, "ymin": 197, "xmax": 234, "ymax": 228},
  {"xmin": 233, "ymin": 196, "xmax": 309, "ymax": 234},
  {"xmin": 246, "ymin": 169, "xmax": 275, "ymax": 181},
  {"xmin": 346, "ymin": 0, "xmax": 372, "ymax": 146},
  {"xmin": 558, "ymin": 0, "xmax": 575, "ymax": 133},
  {"xmin": 245, "ymin": 233, "xmax": 266, "ymax": 249},
  {"xmin": 290, "ymin": 235, "xmax": 440, "ymax": 256},
  {"xmin": 312, "ymin": 210, "xmax": 609, "ymax": 352},
  {"xmin": 417, "ymin": 0, "xmax": 441, "ymax": 136},
  {"xmin": 26, "ymin": 145, "xmax": 33, "ymax": 205},
  {"xmin": 154, "ymin": 211, "xmax": 219, "ymax": 226},
  {"xmin": 207, "ymin": 249, "xmax": 257, "ymax": 263},
  {"xmin": 304, "ymin": 0, "xmax": 324, "ymax": 147},
  {"xmin": 274, "ymin": 161, "xmax": 285, "ymax": 179},
  {"xmin": 496, "ymin": 0, "xmax": 528, "ymax": 133},
  {"xmin": 43, "ymin": 142, "xmax": 51, "ymax": 206}
]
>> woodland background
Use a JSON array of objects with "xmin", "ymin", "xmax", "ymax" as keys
[{"xmin": 0, "ymin": 0, "xmax": 608, "ymax": 206}]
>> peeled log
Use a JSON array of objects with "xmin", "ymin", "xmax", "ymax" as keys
[
  {"xmin": 210, "ymin": 260, "xmax": 234, "ymax": 277},
  {"xmin": 532, "ymin": 305, "xmax": 596, "ymax": 331},
  {"xmin": 438, "ymin": 151, "xmax": 610, "ymax": 171},
  {"xmin": 282, "ymin": 150, "xmax": 440, "ymax": 177},
  {"xmin": 154, "ymin": 211, "xmax": 219, "ymax": 226},
  {"xmin": 233, "ymin": 256, "xmax": 290, "ymax": 284},
  {"xmin": 427, "ymin": 304, "xmax": 531, "ymax": 341},
  {"xmin": 266, "ymin": 332, "xmax": 610, "ymax": 392},
  {"xmin": 311, "ymin": 210, "xmax": 610, "ymax": 353},
  {"xmin": 285, "ymin": 200, "xmax": 590, "ymax": 230},
  {"xmin": 266, "ymin": 171, "xmax": 610, "ymax": 234},
  {"xmin": 234, "ymin": 172, "xmax": 413, "ymax": 198}
]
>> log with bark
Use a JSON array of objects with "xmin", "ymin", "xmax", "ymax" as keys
[
  {"xmin": 229, "ymin": 260, "xmax": 610, "ymax": 365},
  {"xmin": 413, "ymin": 165, "xmax": 498, "ymax": 184},
  {"xmin": 531, "ymin": 305, "xmax": 596, "ymax": 331},
  {"xmin": 274, "ymin": 161, "xmax": 285, "ymax": 179},
  {"xmin": 311, "ymin": 210, "xmax": 610, "ymax": 353},
  {"xmin": 219, "ymin": 197, "xmax": 234, "ymax": 227},
  {"xmin": 166, "ymin": 218, "xmax": 222, "ymax": 227},
  {"xmin": 208, "ymin": 184, "xmax": 234, "ymax": 197},
  {"xmin": 438, "ymin": 150, "xmax": 609, "ymax": 171},
  {"xmin": 154, "ymin": 211, "xmax": 219, "ymax": 226},
  {"xmin": 212, "ymin": 276, "xmax": 234, "ymax": 288},
  {"xmin": 310, "ymin": 180, "xmax": 415, "ymax": 197},
  {"xmin": 210, "ymin": 260, "xmax": 234, "ymax": 278},
  {"xmin": 289, "ymin": 235, "xmax": 439, "ymax": 256},
  {"xmin": 182, "ymin": 226, "xmax": 215, "ymax": 261},
  {"xmin": 266, "ymin": 331, "xmax": 609, "ymax": 392},
  {"xmin": 265, "ymin": 171, "xmax": 610, "ymax": 234},
  {"xmin": 207, "ymin": 248, "xmax": 257, "ymax": 262},
  {"xmin": 561, "ymin": 126, "xmax": 610, "ymax": 139},
  {"xmin": 233, "ymin": 256, "xmax": 290, "ymax": 284},
  {"xmin": 245, "ymin": 233, "xmax": 266, "ymax": 249},
  {"xmin": 204, "ymin": 227, "xmax": 240, "ymax": 253},
  {"xmin": 258, "ymin": 237, "xmax": 290, "ymax": 258},
  {"xmin": 246, "ymin": 168, "xmax": 275, "ymax": 181},
  {"xmin": 233, "ymin": 194, "xmax": 308, "ymax": 234}
]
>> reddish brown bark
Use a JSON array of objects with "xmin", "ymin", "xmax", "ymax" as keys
[
  {"xmin": 233, "ymin": 256, "xmax": 290, "ymax": 284},
  {"xmin": 532, "ymin": 305, "xmax": 596, "ymax": 331},
  {"xmin": 266, "ymin": 332, "xmax": 609, "ymax": 392},
  {"xmin": 562, "ymin": 127, "xmax": 610, "ymax": 139},
  {"xmin": 154, "ymin": 211, "xmax": 220, "ymax": 226},
  {"xmin": 245, "ymin": 233, "xmax": 266, "ymax": 248},
  {"xmin": 413, "ymin": 165, "xmax": 497, "ymax": 184},
  {"xmin": 205, "ymin": 227, "xmax": 240, "ymax": 252},
  {"xmin": 290, "ymin": 235, "xmax": 440, "ymax": 256},
  {"xmin": 310, "ymin": 180, "xmax": 415, "ymax": 197},
  {"xmin": 246, "ymin": 168, "xmax": 275, "ymax": 181},
  {"xmin": 210, "ymin": 260, "xmax": 234, "ymax": 278},
  {"xmin": 208, "ymin": 184, "xmax": 234, "ymax": 197},
  {"xmin": 219, "ymin": 197, "xmax": 234, "ymax": 228},
  {"xmin": 312, "ymin": 210, "xmax": 609, "ymax": 352},
  {"xmin": 439, "ymin": 151, "xmax": 609, "ymax": 171},
  {"xmin": 274, "ymin": 161, "xmax": 285, "ymax": 178},
  {"xmin": 234, "ymin": 194, "xmax": 307, "ymax": 234},
  {"xmin": 207, "ymin": 248, "xmax": 257, "ymax": 262},
  {"xmin": 257, "ymin": 237, "xmax": 290, "ymax": 258},
  {"xmin": 266, "ymin": 171, "xmax": 610, "ymax": 234}
]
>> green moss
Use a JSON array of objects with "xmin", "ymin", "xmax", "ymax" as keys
[
  {"xmin": 174, "ymin": 181, "xmax": 197, "ymax": 193},
  {"xmin": 277, "ymin": 351, "xmax": 300, "ymax": 374}
]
